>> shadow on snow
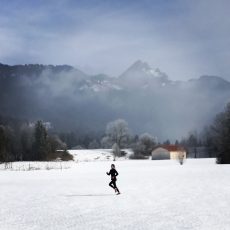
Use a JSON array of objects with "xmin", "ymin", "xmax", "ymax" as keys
[{"xmin": 64, "ymin": 194, "xmax": 115, "ymax": 197}]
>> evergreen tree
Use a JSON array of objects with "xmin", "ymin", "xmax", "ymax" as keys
[
  {"xmin": 0, "ymin": 125, "xmax": 8, "ymax": 162},
  {"xmin": 0, "ymin": 125, "xmax": 16, "ymax": 162},
  {"xmin": 20, "ymin": 125, "xmax": 34, "ymax": 160},
  {"xmin": 33, "ymin": 121, "xmax": 50, "ymax": 160},
  {"xmin": 163, "ymin": 140, "xmax": 171, "ymax": 145},
  {"xmin": 212, "ymin": 103, "xmax": 230, "ymax": 163}
]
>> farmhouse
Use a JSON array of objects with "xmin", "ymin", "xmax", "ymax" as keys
[{"xmin": 152, "ymin": 145, "xmax": 186, "ymax": 160}]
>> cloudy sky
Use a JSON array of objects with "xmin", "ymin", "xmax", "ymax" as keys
[{"xmin": 0, "ymin": 0, "xmax": 229, "ymax": 80}]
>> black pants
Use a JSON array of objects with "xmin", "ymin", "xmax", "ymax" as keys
[{"xmin": 109, "ymin": 179, "xmax": 120, "ymax": 192}]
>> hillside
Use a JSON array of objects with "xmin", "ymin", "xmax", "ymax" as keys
[{"xmin": 0, "ymin": 61, "xmax": 230, "ymax": 140}]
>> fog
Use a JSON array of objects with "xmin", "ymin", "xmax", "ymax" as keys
[
  {"xmin": 0, "ymin": 1, "xmax": 230, "ymax": 141},
  {"xmin": 1, "ymin": 62, "xmax": 230, "ymax": 141}
]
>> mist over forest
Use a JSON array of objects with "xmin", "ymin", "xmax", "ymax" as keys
[{"xmin": 1, "ymin": 60, "xmax": 230, "ymax": 141}]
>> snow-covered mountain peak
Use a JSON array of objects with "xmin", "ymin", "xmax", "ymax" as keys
[
  {"xmin": 128, "ymin": 60, "xmax": 151, "ymax": 71},
  {"xmin": 121, "ymin": 60, "xmax": 153, "ymax": 76},
  {"xmin": 117, "ymin": 60, "xmax": 169, "ymax": 89},
  {"xmin": 120, "ymin": 60, "xmax": 167, "ymax": 79}
]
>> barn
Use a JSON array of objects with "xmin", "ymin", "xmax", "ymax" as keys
[{"xmin": 152, "ymin": 145, "xmax": 186, "ymax": 160}]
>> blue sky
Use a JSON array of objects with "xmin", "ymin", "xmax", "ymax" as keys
[{"xmin": 0, "ymin": 0, "xmax": 230, "ymax": 80}]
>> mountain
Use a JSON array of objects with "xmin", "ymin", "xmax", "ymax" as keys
[
  {"xmin": 118, "ymin": 60, "xmax": 169, "ymax": 89},
  {"xmin": 120, "ymin": 60, "xmax": 167, "ymax": 79},
  {"xmin": 0, "ymin": 61, "xmax": 230, "ymax": 140},
  {"xmin": 189, "ymin": 75, "xmax": 230, "ymax": 91}
]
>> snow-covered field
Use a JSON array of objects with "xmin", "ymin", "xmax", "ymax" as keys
[
  {"xmin": 0, "ymin": 161, "xmax": 76, "ymax": 171},
  {"xmin": 0, "ymin": 149, "xmax": 131, "ymax": 171},
  {"xmin": 69, "ymin": 149, "xmax": 132, "ymax": 162},
  {"xmin": 0, "ymin": 159, "xmax": 230, "ymax": 230}
]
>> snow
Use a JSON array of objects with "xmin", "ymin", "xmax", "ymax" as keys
[
  {"xmin": 79, "ymin": 81, "xmax": 122, "ymax": 92},
  {"xmin": 0, "ymin": 161, "xmax": 75, "ymax": 171},
  {"xmin": 68, "ymin": 149, "xmax": 132, "ymax": 162},
  {"xmin": 1, "ymin": 158, "xmax": 230, "ymax": 230}
]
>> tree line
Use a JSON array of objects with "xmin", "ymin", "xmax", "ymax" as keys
[
  {"xmin": 0, "ymin": 117, "xmax": 71, "ymax": 162},
  {"xmin": 203, "ymin": 102, "xmax": 230, "ymax": 164},
  {"xmin": 101, "ymin": 104, "xmax": 230, "ymax": 163},
  {"xmin": 0, "ymin": 116, "xmax": 157, "ymax": 162},
  {"xmin": 178, "ymin": 103, "xmax": 230, "ymax": 163},
  {"xmin": 1, "ymin": 102, "xmax": 230, "ymax": 163}
]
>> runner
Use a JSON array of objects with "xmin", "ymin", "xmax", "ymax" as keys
[{"xmin": 106, "ymin": 164, "xmax": 120, "ymax": 195}]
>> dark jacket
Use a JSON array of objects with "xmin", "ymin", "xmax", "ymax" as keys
[{"xmin": 107, "ymin": 168, "xmax": 118, "ymax": 181}]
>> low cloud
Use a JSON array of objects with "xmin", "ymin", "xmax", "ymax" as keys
[{"xmin": 0, "ymin": 0, "xmax": 229, "ymax": 80}]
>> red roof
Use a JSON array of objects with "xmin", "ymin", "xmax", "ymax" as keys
[{"xmin": 160, "ymin": 145, "xmax": 185, "ymax": 152}]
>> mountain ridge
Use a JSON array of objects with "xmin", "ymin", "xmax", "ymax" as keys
[
  {"xmin": 0, "ymin": 61, "xmax": 230, "ymax": 140},
  {"xmin": 1, "ymin": 61, "xmax": 229, "ymax": 86}
]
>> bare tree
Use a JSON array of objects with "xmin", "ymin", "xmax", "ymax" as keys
[
  {"xmin": 131, "ymin": 133, "xmax": 156, "ymax": 157},
  {"xmin": 112, "ymin": 143, "xmax": 120, "ymax": 161},
  {"xmin": 105, "ymin": 119, "xmax": 130, "ymax": 149},
  {"xmin": 139, "ymin": 133, "xmax": 156, "ymax": 155},
  {"xmin": 177, "ymin": 147, "xmax": 185, "ymax": 165}
]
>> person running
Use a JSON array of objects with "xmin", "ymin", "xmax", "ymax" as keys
[{"xmin": 106, "ymin": 164, "xmax": 120, "ymax": 195}]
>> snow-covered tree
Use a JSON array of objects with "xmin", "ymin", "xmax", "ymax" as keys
[
  {"xmin": 131, "ymin": 133, "xmax": 156, "ymax": 158},
  {"xmin": 105, "ymin": 119, "xmax": 130, "ymax": 148},
  {"xmin": 112, "ymin": 143, "xmax": 120, "ymax": 161},
  {"xmin": 139, "ymin": 133, "xmax": 156, "ymax": 155},
  {"xmin": 100, "ymin": 136, "xmax": 111, "ymax": 148},
  {"xmin": 177, "ymin": 147, "xmax": 185, "ymax": 165}
]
